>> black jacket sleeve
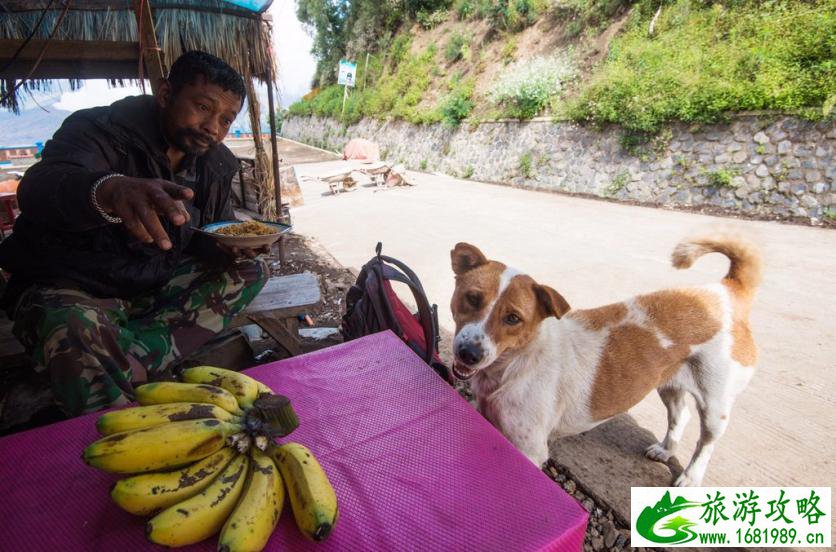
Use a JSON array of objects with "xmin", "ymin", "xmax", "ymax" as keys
[
  {"xmin": 16, "ymin": 109, "xmax": 122, "ymax": 232},
  {"xmin": 216, "ymin": 174, "xmax": 236, "ymax": 222}
]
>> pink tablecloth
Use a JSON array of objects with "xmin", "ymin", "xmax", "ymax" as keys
[{"xmin": 0, "ymin": 331, "xmax": 587, "ymax": 551}]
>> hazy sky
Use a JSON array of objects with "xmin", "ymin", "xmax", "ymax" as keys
[{"xmin": 48, "ymin": 1, "xmax": 316, "ymax": 114}]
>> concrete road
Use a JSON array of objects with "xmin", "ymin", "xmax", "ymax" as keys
[
  {"xmin": 289, "ymin": 157, "xmax": 835, "ymax": 522},
  {"xmin": 224, "ymin": 137, "xmax": 339, "ymax": 166}
]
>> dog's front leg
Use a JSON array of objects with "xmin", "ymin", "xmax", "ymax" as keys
[{"xmin": 504, "ymin": 426, "xmax": 550, "ymax": 467}]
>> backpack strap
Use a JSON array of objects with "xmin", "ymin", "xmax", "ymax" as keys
[
  {"xmin": 367, "ymin": 262, "xmax": 399, "ymax": 332},
  {"xmin": 379, "ymin": 253, "xmax": 427, "ymax": 295},
  {"xmin": 380, "ymin": 263, "xmax": 437, "ymax": 365}
]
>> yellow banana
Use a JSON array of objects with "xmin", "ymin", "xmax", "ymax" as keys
[
  {"xmin": 135, "ymin": 382, "xmax": 243, "ymax": 415},
  {"xmin": 83, "ymin": 419, "xmax": 240, "ymax": 474},
  {"xmin": 111, "ymin": 447, "xmax": 236, "ymax": 515},
  {"xmin": 272, "ymin": 442, "xmax": 338, "ymax": 541},
  {"xmin": 181, "ymin": 366, "xmax": 261, "ymax": 409},
  {"xmin": 256, "ymin": 381, "xmax": 273, "ymax": 395},
  {"xmin": 218, "ymin": 449, "xmax": 285, "ymax": 552},
  {"xmin": 147, "ymin": 454, "xmax": 249, "ymax": 547},
  {"xmin": 96, "ymin": 402, "xmax": 240, "ymax": 436}
]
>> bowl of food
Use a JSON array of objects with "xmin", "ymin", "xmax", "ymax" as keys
[{"xmin": 198, "ymin": 220, "xmax": 292, "ymax": 249}]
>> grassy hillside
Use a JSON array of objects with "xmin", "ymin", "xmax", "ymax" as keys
[{"xmin": 288, "ymin": 0, "xmax": 835, "ymax": 131}]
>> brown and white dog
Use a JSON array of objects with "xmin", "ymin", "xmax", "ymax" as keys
[{"xmin": 450, "ymin": 234, "xmax": 761, "ymax": 486}]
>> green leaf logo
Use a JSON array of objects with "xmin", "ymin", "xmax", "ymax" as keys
[{"xmin": 637, "ymin": 491, "xmax": 701, "ymax": 544}]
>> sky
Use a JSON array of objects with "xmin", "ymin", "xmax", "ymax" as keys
[{"xmin": 0, "ymin": 1, "xmax": 316, "ymax": 144}]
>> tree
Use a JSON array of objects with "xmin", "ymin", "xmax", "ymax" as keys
[{"xmin": 296, "ymin": 0, "xmax": 453, "ymax": 88}]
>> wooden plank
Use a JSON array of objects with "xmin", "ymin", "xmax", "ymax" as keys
[
  {"xmin": 179, "ymin": 332, "xmax": 253, "ymax": 372},
  {"xmin": 244, "ymin": 272, "xmax": 321, "ymax": 315},
  {"xmin": 247, "ymin": 314, "xmax": 301, "ymax": 357},
  {"xmin": 0, "ymin": 39, "xmax": 141, "ymax": 80},
  {"xmin": 0, "ymin": 60, "xmax": 139, "ymax": 80},
  {"xmin": 230, "ymin": 273, "xmax": 321, "ymax": 328},
  {"xmin": 0, "ymin": 39, "xmax": 139, "ymax": 62}
]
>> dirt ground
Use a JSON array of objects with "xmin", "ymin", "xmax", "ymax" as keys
[{"xmin": 276, "ymin": 232, "xmax": 357, "ymax": 327}]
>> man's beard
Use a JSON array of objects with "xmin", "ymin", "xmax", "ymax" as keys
[{"xmin": 171, "ymin": 127, "xmax": 217, "ymax": 155}]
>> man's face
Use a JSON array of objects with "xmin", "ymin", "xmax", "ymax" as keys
[{"xmin": 158, "ymin": 75, "xmax": 242, "ymax": 156}]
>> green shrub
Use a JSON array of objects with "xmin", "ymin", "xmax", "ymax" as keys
[
  {"xmin": 417, "ymin": 8, "xmax": 448, "ymax": 29},
  {"xmin": 605, "ymin": 171, "xmax": 629, "ymax": 196},
  {"xmin": 490, "ymin": 54, "xmax": 574, "ymax": 119},
  {"xmin": 445, "ymin": 31, "xmax": 472, "ymax": 62},
  {"xmin": 570, "ymin": 0, "xmax": 836, "ymax": 132},
  {"xmin": 486, "ymin": 0, "xmax": 546, "ymax": 32},
  {"xmin": 454, "ymin": 0, "xmax": 475, "ymax": 19},
  {"xmin": 441, "ymin": 81, "xmax": 475, "ymax": 127},
  {"xmin": 390, "ymin": 34, "xmax": 413, "ymax": 65},
  {"xmin": 420, "ymin": 159, "xmax": 429, "ymax": 170},
  {"xmin": 564, "ymin": 19, "xmax": 583, "ymax": 38},
  {"xmin": 287, "ymin": 42, "xmax": 439, "ymax": 125},
  {"xmin": 554, "ymin": 0, "xmax": 633, "ymax": 28},
  {"xmin": 463, "ymin": 165, "xmax": 475, "ymax": 178},
  {"xmin": 519, "ymin": 152, "xmax": 533, "ymax": 177},
  {"xmin": 704, "ymin": 167, "xmax": 739, "ymax": 188},
  {"xmin": 475, "ymin": 0, "xmax": 494, "ymax": 18},
  {"xmin": 367, "ymin": 44, "xmax": 437, "ymax": 120},
  {"xmin": 501, "ymin": 35, "xmax": 518, "ymax": 64}
]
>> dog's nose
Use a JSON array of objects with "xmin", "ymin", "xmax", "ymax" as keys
[{"xmin": 457, "ymin": 342, "xmax": 484, "ymax": 366}]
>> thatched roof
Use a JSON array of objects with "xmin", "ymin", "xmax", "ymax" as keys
[{"xmin": 0, "ymin": 1, "xmax": 276, "ymax": 111}]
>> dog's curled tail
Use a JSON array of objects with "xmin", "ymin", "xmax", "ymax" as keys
[{"xmin": 672, "ymin": 233, "xmax": 762, "ymax": 294}]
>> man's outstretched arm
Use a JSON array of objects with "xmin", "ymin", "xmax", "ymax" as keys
[{"xmin": 18, "ymin": 112, "xmax": 192, "ymax": 248}]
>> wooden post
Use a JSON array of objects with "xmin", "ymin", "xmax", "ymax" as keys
[
  {"xmin": 132, "ymin": 0, "xmax": 166, "ymax": 94},
  {"xmin": 265, "ymin": 63, "xmax": 283, "ymax": 224},
  {"xmin": 244, "ymin": 76, "xmax": 270, "ymax": 216},
  {"xmin": 362, "ymin": 52, "xmax": 370, "ymax": 91},
  {"xmin": 341, "ymin": 84, "xmax": 348, "ymax": 115}
]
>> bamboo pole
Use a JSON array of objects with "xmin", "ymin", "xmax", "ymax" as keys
[
  {"xmin": 244, "ymin": 75, "xmax": 273, "ymax": 218},
  {"xmin": 132, "ymin": 0, "xmax": 166, "ymax": 94},
  {"xmin": 266, "ymin": 63, "xmax": 282, "ymax": 223}
]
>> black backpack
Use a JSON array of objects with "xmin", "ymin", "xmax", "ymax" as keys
[{"xmin": 341, "ymin": 243, "xmax": 450, "ymax": 382}]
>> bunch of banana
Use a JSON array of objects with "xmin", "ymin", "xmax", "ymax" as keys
[{"xmin": 81, "ymin": 365, "xmax": 339, "ymax": 550}]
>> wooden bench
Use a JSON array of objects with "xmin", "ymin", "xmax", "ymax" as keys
[{"xmin": 230, "ymin": 272, "xmax": 321, "ymax": 357}]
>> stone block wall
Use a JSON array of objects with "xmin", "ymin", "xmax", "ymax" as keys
[{"xmin": 282, "ymin": 115, "xmax": 835, "ymax": 222}]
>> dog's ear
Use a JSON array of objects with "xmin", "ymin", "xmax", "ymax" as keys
[
  {"xmin": 534, "ymin": 284, "xmax": 571, "ymax": 319},
  {"xmin": 451, "ymin": 243, "xmax": 488, "ymax": 275}
]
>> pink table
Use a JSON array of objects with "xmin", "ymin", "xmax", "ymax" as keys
[{"xmin": 0, "ymin": 331, "xmax": 587, "ymax": 551}]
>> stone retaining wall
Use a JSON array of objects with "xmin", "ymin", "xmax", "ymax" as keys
[{"xmin": 282, "ymin": 115, "xmax": 835, "ymax": 222}]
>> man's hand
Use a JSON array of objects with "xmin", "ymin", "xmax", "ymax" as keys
[
  {"xmin": 96, "ymin": 177, "xmax": 194, "ymax": 250},
  {"xmin": 218, "ymin": 243, "xmax": 272, "ymax": 260}
]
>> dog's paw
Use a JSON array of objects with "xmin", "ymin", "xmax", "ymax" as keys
[
  {"xmin": 674, "ymin": 472, "xmax": 700, "ymax": 487},
  {"xmin": 645, "ymin": 443, "xmax": 673, "ymax": 463}
]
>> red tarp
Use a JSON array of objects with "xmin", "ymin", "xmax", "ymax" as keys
[{"xmin": 342, "ymin": 138, "xmax": 380, "ymax": 162}]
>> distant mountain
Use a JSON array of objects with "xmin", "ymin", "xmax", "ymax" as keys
[{"xmin": 0, "ymin": 94, "xmax": 71, "ymax": 147}]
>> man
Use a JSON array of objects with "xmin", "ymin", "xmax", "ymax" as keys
[{"xmin": 0, "ymin": 51, "xmax": 269, "ymax": 417}]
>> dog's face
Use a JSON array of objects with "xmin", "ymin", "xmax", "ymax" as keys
[{"xmin": 449, "ymin": 243, "xmax": 570, "ymax": 379}]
